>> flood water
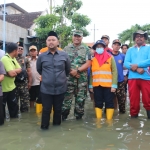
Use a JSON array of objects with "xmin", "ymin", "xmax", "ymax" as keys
[{"xmin": 0, "ymin": 95, "xmax": 150, "ymax": 150}]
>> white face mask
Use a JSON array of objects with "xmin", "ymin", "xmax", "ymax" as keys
[{"xmin": 96, "ymin": 48, "xmax": 104, "ymax": 54}]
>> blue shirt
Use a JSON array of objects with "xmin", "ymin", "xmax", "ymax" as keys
[
  {"xmin": 124, "ymin": 45, "xmax": 150, "ymax": 80},
  {"xmin": 111, "ymin": 52, "xmax": 125, "ymax": 82}
]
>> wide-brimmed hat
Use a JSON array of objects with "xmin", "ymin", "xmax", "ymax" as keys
[
  {"xmin": 92, "ymin": 40, "xmax": 106, "ymax": 50},
  {"xmin": 133, "ymin": 30, "xmax": 148, "ymax": 40}
]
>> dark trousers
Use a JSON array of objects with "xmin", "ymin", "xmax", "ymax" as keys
[
  {"xmin": 0, "ymin": 96, "xmax": 4, "ymax": 125},
  {"xmin": 116, "ymin": 81, "xmax": 126, "ymax": 113},
  {"xmin": 93, "ymin": 86, "xmax": 115, "ymax": 109},
  {"xmin": 41, "ymin": 92, "xmax": 65, "ymax": 127},
  {"xmin": 3, "ymin": 89, "xmax": 18, "ymax": 118}
]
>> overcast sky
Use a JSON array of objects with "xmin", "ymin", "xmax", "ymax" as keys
[{"xmin": 2, "ymin": 0, "xmax": 150, "ymax": 44}]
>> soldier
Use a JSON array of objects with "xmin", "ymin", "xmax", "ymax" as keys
[
  {"xmin": 62, "ymin": 30, "xmax": 91, "ymax": 120},
  {"xmin": 15, "ymin": 42, "xmax": 32, "ymax": 112}
]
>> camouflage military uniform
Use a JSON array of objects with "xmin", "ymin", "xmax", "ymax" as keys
[
  {"xmin": 62, "ymin": 43, "xmax": 91, "ymax": 119},
  {"xmin": 15, "ymin": 56, "xmax": 30, "ymax": 112}
]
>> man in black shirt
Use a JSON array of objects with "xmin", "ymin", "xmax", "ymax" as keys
[{"xmin": 37, "ymin": 31, "xmax": 71, "ymax": 130}]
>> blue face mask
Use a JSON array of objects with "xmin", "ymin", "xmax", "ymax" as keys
[{"xmin": 96, "ymin": 48, "xmax": 104, "ymax": 54}]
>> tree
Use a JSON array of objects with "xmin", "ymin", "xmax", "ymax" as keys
[
  {"xmin": 118, "ymin": 24, "xmax": 150, "ymax": 47},
  {"xmin": 34, "ymin": 0, "xmax": 91, "ymax": 48}
]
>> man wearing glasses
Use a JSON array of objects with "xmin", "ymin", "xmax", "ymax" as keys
[
  {"xmin": 124, "ymin": 30, "xmax": 150, "ymax": 119},
  {"xmin": 15, "ymin": 42, "xmax": 32, "ymax": 112}
]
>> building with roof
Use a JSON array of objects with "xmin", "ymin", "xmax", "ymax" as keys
[{"xmin": 0, "ymin": 3, "xmax": 44, "ymax": 54}]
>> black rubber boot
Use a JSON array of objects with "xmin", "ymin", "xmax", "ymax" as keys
[
  {"xmin": 41, "ymin": 125, "xmax": 49, "ymax": 130},
  {"xmin": 146, "ymin": 110, "xmax": 150, "ymax": 119},
  {"xmin": 62, "ymin": 109, "xmax": 70, "ymax": 121}
]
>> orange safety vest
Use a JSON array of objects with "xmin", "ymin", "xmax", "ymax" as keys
[
  {"xmin": 91, "ymin": 57, "xmax": 112, "ymax": 87},
  {"xmin": 39, "ymin": 47, "xmax": 62, "ymax": 54}
]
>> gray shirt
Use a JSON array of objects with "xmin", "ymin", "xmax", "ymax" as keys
[
  {"xmin": 0, "ymin": 61, "xmax": 6, "ymax": 96},
  {"xmin": 36, "ymin": 50, "xmax": 71, "ymax": 95},
  {"xmin": 0, "ymin": 50, "xmax": 5, "ymax": 59}
]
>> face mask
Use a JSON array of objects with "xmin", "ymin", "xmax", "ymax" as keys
[{"xmin": 96, "ymin": 48, "xmax": 104, "ymax": 54}]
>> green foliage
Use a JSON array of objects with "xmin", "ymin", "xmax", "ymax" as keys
[
  {"xmin": 118, "ymin": 24, "xmax": 150, "ymax": 47},
  {"xmin": 34, "ymin": 0, "xmax": 91, "ymax": 48},
  {"xmin": 34, "ymin": 14, "xmax": 60, "ymax": 40}
]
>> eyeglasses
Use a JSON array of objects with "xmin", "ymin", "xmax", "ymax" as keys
[
  {"xmin": 19, "ymin": 48, "xmax": 23, "ymax": 50},
  {"xmin": 135, "ymin": 35, "xmax": 144, "ymax": 38}
]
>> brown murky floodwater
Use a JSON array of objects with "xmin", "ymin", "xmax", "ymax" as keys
[{"xmin": 0, "ymin": 95, "xmax": 150, "ymax": 150}]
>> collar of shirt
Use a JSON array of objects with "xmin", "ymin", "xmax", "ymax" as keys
[
  {"xmin": 30, "ymin": 56, "xmax": 38, "ymax": 61},
  {"xmin": 46, "ymin": 49, "xmax": 60, "ymax": 55},
  {"xmin": 134, "ymin": 43, "xmax": 146, "ymax": 47}
]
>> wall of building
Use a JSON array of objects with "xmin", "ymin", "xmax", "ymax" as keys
[
  {"xmin": 0, "ymin": 6, "xmax": 22, "ymax": 15},
  {"xmin": 6, "ymin": 6, "xmax": 22, "ymax": 14},
  {"xmin": 0, "ymin": 20, "xmax": 28, "ymax": 54}
]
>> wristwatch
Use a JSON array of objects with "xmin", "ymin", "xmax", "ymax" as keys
[{"xmin": 77, "ymin": 69, "xmax": 81, "ymax": 74}]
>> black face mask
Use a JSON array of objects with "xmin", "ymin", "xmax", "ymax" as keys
[{"xmin": 18, "ymin": 54, "xmax": 22, "ymax": 57}]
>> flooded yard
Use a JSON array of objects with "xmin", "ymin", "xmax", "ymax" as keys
[{"xmin": 0, "ymin": 96, "xmax": 150, "ymax": 150}]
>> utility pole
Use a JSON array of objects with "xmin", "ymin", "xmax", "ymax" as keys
[
  {"xmin": 3, "ymin": 0, "xmax": 6, "ymax": 51},
  {"xmin": 91, "ymin": 24, "xmax": 98, "ymax": 43},
  {"xmin": 50, "ymin": 0, "xmax": 52, "ymax": 14}
]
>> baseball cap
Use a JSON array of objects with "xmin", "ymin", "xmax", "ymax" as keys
[
  {"xmin": 101, "ymin": 35, "xmax": 110, "ymax": 40},
  {"xmin": 112, "ymin": 39, "xmax": 121, "ymax": 46},
  {"xmin": 29, "ymin": 45, "xmax": 37, "ymax": 51}
]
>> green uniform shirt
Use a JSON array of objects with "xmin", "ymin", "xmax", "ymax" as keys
[
  {"xmin": 64, "ymin": 43, "xmax": 91, "ymax": 82},
  {"xmin": 1, "ymin": 53, "xmax": 21, "ymax": 92}
]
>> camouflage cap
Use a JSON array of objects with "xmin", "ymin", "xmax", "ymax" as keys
[{"xmin": 73, "ymin": 30, "xmax": 83, "ymax": 37}]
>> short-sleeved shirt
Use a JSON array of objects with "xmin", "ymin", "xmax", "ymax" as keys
[
  {"xmin": 1, "ymin": 53, "xmax": 21, "ymax": 92},
  {"xmin": 0, "ymin": 50, "xmax": 5, "ymax": 59},
  {"xmin": 29, "ymin": 58, "xmax": 40, "ymax": 86},
  {"xmin": 0, "ymin": 61, "xmax": 6, "ymax": 96},
  {"xmin": 111, "ymin": 52, "xmax": 125, "ymax": 82}
]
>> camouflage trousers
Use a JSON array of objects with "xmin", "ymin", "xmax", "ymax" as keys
[
  {"xmin": 15, "ymin": 80, "xmax": 30, "ymax": 112},
  {"xmin": 116, "ymin": 81, "xmax": 126, "ymax": 113},
  {"xmin": 62, "ymin": 79, "xmax": 87, "ymax": 118}
]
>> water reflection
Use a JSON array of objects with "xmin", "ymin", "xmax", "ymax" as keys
[{"xmin": 0, "ymin": 97, "xmax": 150, "ymax": 150}]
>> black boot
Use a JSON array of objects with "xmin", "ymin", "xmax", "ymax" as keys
[
  {"xmin": 146, "ymin": 110, "xmax": 150, "ymax": 119},
  {"xmin": 131, "ymin": 115, "xmax": 138, "ymax": 118},
  {"xmin": 62, "ymin": 109, "xmax": 70, "ymax": 121},
  {"xmin": 41, "ymin": 125, "xmax": 49, "ymax": 130}
]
